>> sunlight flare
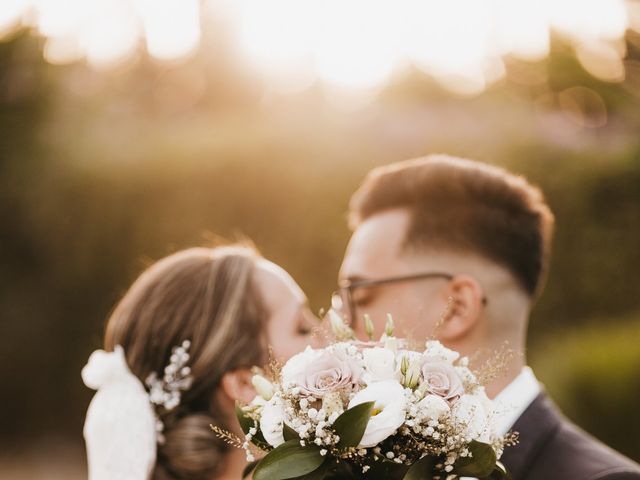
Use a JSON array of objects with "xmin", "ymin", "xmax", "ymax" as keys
[{"xmin": 0, "ymin": 0, "xmax": 636, "ymax": 94}]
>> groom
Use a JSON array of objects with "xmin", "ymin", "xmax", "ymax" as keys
[{"xmin": 336, "ymin": 155, "xmax": 640, "ymax": 479}]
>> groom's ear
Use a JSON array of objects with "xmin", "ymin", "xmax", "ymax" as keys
[
  {"xmin": 438, "ymin": 275, "xmax": 484, "ymax": 341},
  {"xmin": 220, "ymin": 368, "xmax": 255, "ymax": 405}
]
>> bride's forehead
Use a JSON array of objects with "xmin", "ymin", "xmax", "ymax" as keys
[{"xmin": 254, "ymin": 259, "xmax": 304, "ymax": 299}]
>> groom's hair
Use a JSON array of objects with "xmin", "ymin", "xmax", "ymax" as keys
[{"xmin": 349, "ymin": 155, "xmax": 554, "ymax": 298}]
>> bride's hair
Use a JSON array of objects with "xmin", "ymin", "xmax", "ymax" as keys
[{"xmin": 104, "ymin": 245, "xmax": 269, "ymax": 480}]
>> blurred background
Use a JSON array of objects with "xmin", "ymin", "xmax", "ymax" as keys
[{"xmin": 1, "ymin": 0, "xmax": 639, "ymax": 477}]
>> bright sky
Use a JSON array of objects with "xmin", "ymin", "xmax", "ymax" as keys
[{"xmin": 0, "ymin": 0, "xmax": 636, "ymax": 95}]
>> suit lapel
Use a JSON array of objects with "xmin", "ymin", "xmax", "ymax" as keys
[{"xmin": 499, "ymin": 393, "xmax": 562, "ymax": 479}]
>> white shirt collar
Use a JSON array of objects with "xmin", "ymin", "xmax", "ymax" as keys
[
  {"xmin": 459, "ymin": 368, "xmax": 540, "ymax": 480},
  {"xmin": 492, "ymin": 366, "xmax": 541, "ymax": 436}
]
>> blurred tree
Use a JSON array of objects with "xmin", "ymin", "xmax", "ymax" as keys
[
  {"xmin": 532, "ymin": 313, "xmax": 640, "ymax": 460},
  {"xmin": 0, "ymin": 30, "xmax": 639, "ymax": 465}
]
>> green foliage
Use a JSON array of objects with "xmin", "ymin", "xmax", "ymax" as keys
[
  {"xmin": 402, "ymin": 455, "xmax": 436, "ymax": 480},
  {"xmin": 1, "ymin": 32, "xmax": 640, "ymax": 464},
  {"xmin": 252, "ymin": 440, "xmax": 325, "ymax": 480},
  {"xmin": 332, "ymin": 401, "xmax": 375, "ymax": 449},
  {"xmin": 453, "ymin": 441, "xmax": 498, "ymax": 478},
  {"xmin": 363, "ymin": 461, "xmax": 409, "ymax": 480},
  {"xmin": 283, "ymin": 422, "xmax": 300, "ymax": 441},
  {"xmin": 242, "ymin": 459, "xmax": 259, "ymax": 479},
  {"xmin": 235, "ymin": 402, "xmax": 254, "ymax": 435},
  {"xmin": 487, "ymin": 462, "xmax": 510, "ymax": 480},
  {"xmin": 532, "ymin": 314, "xmax": 640, "ymax": 461},
  {"xmin": 235, "ymin": 402, "xmax": 269, "ymax": 448}
]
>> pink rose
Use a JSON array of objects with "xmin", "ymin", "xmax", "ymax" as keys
[
  {"xmin": 421, "ymin": 361, "xmax": 464, "ymax": 402},
  {"xmin": 282, "ymin": 347, "xmax": 363, "ymax": 398}
]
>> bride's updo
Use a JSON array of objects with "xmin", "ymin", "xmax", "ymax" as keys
[{"xmin": 104, "ymin": 245, "xmax": 269, "ymax": 480}]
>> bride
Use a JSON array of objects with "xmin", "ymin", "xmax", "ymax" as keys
[{"xmin": 82, "ymin": 244, "xmax": 321, "ymax": 480}]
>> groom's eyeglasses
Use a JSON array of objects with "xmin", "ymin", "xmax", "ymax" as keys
[{"xmin": 331, "ymin": 271, "xmax": 455, "ymax": 326}]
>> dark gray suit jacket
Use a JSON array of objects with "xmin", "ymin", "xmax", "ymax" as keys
[{"xmin": 500, "ymin": 393, "xmax": 640, "ymax": 480}]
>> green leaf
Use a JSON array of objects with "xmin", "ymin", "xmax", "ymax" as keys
[
  {"xmin": 236, "ymin": 402, "xmax": 253, "ymax": 434},
  {"xmin": 253, "ymin": 440, "xmax": 325, "ymax": 480},
  {"xmin": 362, "ymin": 460, "xmax": 408, "ymax": 480},
  {"xmin": 480, "ymin": 461, "xmax": 511, "ymax": 480},
  {"xmin": 242, "ymin": 459, "xmax": 259, "ymax": 479},
  {"xmin": 292, "ymin": 459, "xmax": 332, "ymax": 479},
  {"xmin": 332, "ymin": 401, "xmax": 375, "ymax": 449},
  {"xmin": 235, "ymin": 402, "xmax": 269, "ymax": 448},
  {"xmin": 454, "ymin": 440, "xmax": 497, "ymax": 478},
  {"xmin": 283, "ymin": 422, "xmax": 300, "ymax": 441},
  {"xmin": 403, "ymin": 455, "xmax": 436, "ymax": 480}
]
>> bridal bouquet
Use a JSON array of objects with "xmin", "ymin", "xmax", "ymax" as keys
[{"xmin": 232, "ymin": 314, "xmax": 514, "ymax": 480}]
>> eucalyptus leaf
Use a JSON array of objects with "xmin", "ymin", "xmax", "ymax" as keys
[
  {"xmin": 235, "ymin": 402, "xmax": 253, "ymax": 435},
  {"xmin": 253, "ymin": 440, "xmax": 325, "ymax": 480},
  {"xmin": 403, "ymin": 455, "xmax": 436, "ymax": 480},
  {"xmin": 242, "ymin": 459, "xmax": 259, "ymax": 479},
  {"xmin": 292, "ymin": 459, "xmax": 332, "ymax": 479},
  {"xmin": 283, "ymin": 422, "xmax": 300, "ymax": 441},
  {"xmin": 454, "ymin": 440, "xmax": 497, "ymax": 478},
  {"xmin": 480, "ymin": 461, "xmax": 510, "ymax": 480},
  {"xmin": 235, "ymin": 401, "xmax": 269, "ymax": 448},
  {"xmin": 332, "ymin": 401, "xmax": 375, "ymax": 448},
  {"xmin": 362, "ymin": 459, "xmax": 409, "ymax": 480}
]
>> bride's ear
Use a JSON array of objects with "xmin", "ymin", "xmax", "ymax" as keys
[
  {"xmin": 438, "ymin": 275, "xmax": 484, "ymax": 341},
  {"xmin": 220, "ymin": 369, "xmax": 255, "ymax": 405}
]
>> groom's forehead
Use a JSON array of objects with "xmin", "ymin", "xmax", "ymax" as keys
[{"xmin": 340, "ymin": 209, "xmax": 410, "ymax": 279}]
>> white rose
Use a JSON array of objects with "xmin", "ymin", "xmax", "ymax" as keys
[
  {"xmin": 451, "ymin": 394, "xmax": 492, "ymax": 443},
  {"xmin": 420, "ymin": 361, "xmax": 464, "ymax": 402},
  {"xmin": 281, "ymin": 346, "xmax": 362, "ymax": 398},
  {"xmin": 423, "ymin": 340, "xmax": 460, "ymax": 364},
  {"xmin": 281, "ymin": 347, "xmax": 321, "ymax": 388},
  {"xmin": 260, "ymin": 395, "xmax": 286, "ymax": 447},
  {"xmin": 362, "ymin": 347, "xmax": 398, "ymax": 383},
  {"xmin": 417, "ymin": 394, "xmax": 450, "ymax": 421},
  {"xmin": 347, "ymin": 380, "xmax": 406, "ymax": 448}
]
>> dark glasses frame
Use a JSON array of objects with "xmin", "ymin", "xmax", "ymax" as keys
[{"xmin": 332, "ymin": 271, "xmax": 457, "ymax": 326}]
